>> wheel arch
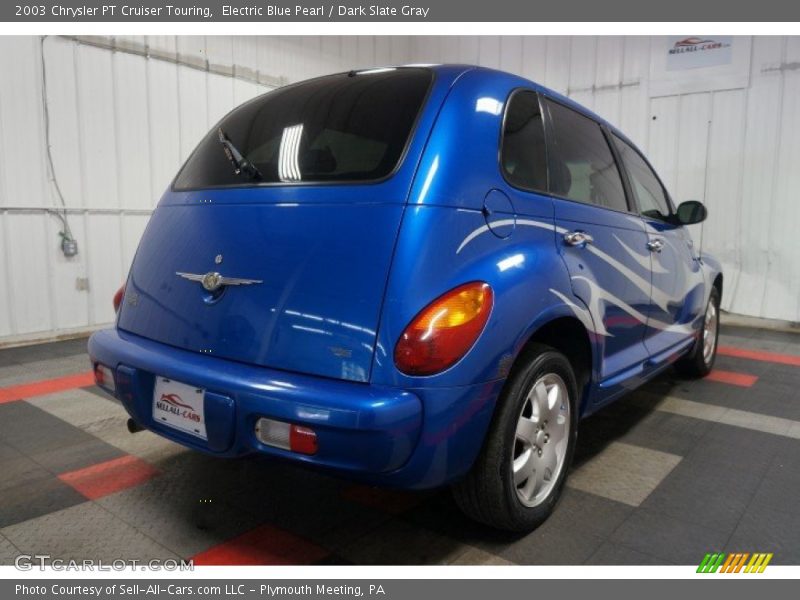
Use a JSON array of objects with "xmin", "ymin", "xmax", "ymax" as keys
[{"xmin": 509, "ymin": 311, "xmax": 595, "ymax": 416}]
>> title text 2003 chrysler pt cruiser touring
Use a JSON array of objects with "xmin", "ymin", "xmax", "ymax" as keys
[{"xmin": 90, "ymin": 65, "xmax": 722, "ymax": 531}]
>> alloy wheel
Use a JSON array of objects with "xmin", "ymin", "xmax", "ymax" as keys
[{"xmin": 512, "ymin": 373, "xmax": 571, "ymax": 507}]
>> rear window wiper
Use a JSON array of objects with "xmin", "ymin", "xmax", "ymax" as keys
[{"xmin": 217, "ymin": 128, "xmax": 262, "ymax": 181}]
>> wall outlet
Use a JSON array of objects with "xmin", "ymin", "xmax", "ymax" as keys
[{"xmin": 75, "ymin": 277, "xmax": 90, "ymax": 291}]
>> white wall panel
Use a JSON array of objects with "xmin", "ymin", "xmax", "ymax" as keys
[
  {"xmin": 647, "ymin": 95, "xmax": 680, "ymax": 196},
  {"xmin": 46, "ymin": 213, "xmax": 88, "ymax": 330},
  {"xmin": 595, "ymin": 37, "xmax": 623, "ymax": 87},
  {"xmin": 76, "ymin": 45, "xmax": 119, "ymax": 210},
  {"xmin": 0, "ymin": 37, "xmax": 48, "ymax": 209},
  {"xmin": 0, "ymin": 215, "xmax": 15, "ymax": 337},
  {"xmin": 42, "ymin": 38, "xmax": 84, "ymax": 210},
  {"xmin": 593, "ymin": 89, "xmax": 621, "ymax": 128},
  {"xmin": 568, "ymin": 37, "xmax": 596, "ymax": 93},
  {"xmin": 544, "ymin": 37, "xmax": 570, "ymax": 94},
  {"xmin": 177, "ymin": 67, "xmax": 209, "ymax": 161},
  {"xmin": 499, "ymin": 37, "xmax": 523, "ymax": 75},
  {"xmin": 700, "ymin": 89, "xmax": 746, "ymax": 283},
  {"xmin": 766, "ymin": 67, "xmax": 800, "ymax": 322},
  {"xmin": 5, "ymin": 214, "xmax": 52, "ymax": 335},
  {"xmin": 478, "ymin": 37, "xmax": 501, "ymax": 69},
  {"xmin": 85, "ymin": 213, "xmax": 124, "ymax": 326},
  {"xmin": 206, "ymin": 71, "xmax": 236, "ymax": 128},
  {"xmin": 113, "ymin": 51, "xmax": 152, "ymax": 210},
  {"xmin": 520, "ymin": 37, "xmax": 547, "ymax": 83},
  {"xmin": 674, "ymin": 93, "xmax": 711, "ymax": 207},
  {"xmin": 146, "ymin": 59, "xmax": 181, "ymax": 201},
  {"xmin": 729, "ymin": 37, "xmax": 783, "ymax": 318}
]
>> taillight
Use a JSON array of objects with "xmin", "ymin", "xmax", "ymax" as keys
[
  {"xmin": 255, "ymin": 418, "xmax": 318, "ymax": 455},
  {"xmin": 395, "ymin": 282, "xmax": 493, "ymax": 376},
  {"xmin": 94, "ymin": 363, "xmax": 116, "ymax": 394},
  {"xmin": 113, "ymin": 284, "xmax": 125, "ymax": 313}
]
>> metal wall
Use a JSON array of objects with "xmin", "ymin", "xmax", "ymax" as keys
[{"xmin": 0, "ymin": 35, "xmax": 798, "ymax": 345}]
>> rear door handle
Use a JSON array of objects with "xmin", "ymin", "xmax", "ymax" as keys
[
  {"xmin": 647, "ymin": 238, "xmax": 665, "ymax": 253},
  {"xmin": 563, "ymin": 231, "xmax": 594, "ymax": 247}
]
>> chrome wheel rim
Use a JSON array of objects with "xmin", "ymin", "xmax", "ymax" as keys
[
  {"xmin": 703, "ymin": 299, "xmax": 719, "ymax": 366},
  {"xmin": 512, "ymin": 373, "xmax": 571, "ymax": 508}
]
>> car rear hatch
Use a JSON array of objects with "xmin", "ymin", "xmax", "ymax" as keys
[{"xmin": 117, "ymin": 67, "xmax": 439, "ymax": 383}]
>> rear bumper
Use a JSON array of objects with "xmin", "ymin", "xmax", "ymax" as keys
[{"xmin": 88, "ymin": 328, "xmax": 502, "ymax": 488}]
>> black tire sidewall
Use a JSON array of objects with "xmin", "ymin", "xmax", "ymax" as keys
[
  {"xmin": 702, "ymin": 288, "xmax": 721, "ymax": 372},
  {"xmin": 496, "ymin": 347, "xmax": 579, "ymax": 528}
]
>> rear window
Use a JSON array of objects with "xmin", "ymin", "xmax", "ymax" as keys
[{"xmin": 174, "ymin": 68, "xmax": 432, "ymax": 189}]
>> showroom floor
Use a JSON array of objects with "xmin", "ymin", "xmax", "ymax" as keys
[{"xmin": 1, "ymin": 324, "xmax": 799, "ymax": 566}]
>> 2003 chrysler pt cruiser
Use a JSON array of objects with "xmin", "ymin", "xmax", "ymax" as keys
[{"xmin": 90, "ymin": 65, "xmax": 722, "ymax": 531}]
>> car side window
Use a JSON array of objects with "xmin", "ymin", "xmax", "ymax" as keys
[
  {"xmin": 612, "ymin": 134, "xmax": 672, "ymax": 221},
  {"xmin": 544, "ymin": 99, "xmax": 628, "ymax": 213},
  {"xmin": 501, "ymin": 90, "xmax": 548, "ymax": 193}
]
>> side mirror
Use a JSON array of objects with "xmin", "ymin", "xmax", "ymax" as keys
[{"xmin": 674, "ymin": 200, "xmax": 707, "ymax": 225}]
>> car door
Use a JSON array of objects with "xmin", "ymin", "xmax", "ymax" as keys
[
  {"xmin": 542, "ymin": 98, "xmax": 652, "ymax": 388},
  {"xmin": 610, "ymin": 133, "xmax": 706, "ymax": 358}
]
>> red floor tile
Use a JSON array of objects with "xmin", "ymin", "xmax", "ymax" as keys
[
  {"xmin": 191, "ymin": 524, "xmax": 329, "ymax": 565},
  {"xmin": 58, "ymin": 455, "xmax": 159, "ymax": 500},
  {"xmin": 718, "ymin": 345, "xmax": 800, "ymax": 368},
  {"xmin": 0, "ymin": 371, "xmax": 95, "ymax": 404},
  {"xmin": 706, "ymin": 369, "xmax": 758, "ymax": 388}
]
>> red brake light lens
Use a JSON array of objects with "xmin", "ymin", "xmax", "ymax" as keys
[
  {"xmin": 394, "ymin": 282, "xmax": 493, "ymax": 376},
  {"xmin": 113, "ymin": 284, "xmax": 125, "ymax": 313}
]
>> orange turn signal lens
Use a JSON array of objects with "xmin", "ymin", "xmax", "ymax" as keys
[{"xmin": 394, "ymin": 282, "xmax": 493, "ymax": 376}]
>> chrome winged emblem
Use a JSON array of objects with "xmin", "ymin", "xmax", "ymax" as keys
[{"xmin": 176, "ymin": 271, "xmax": 262, "ymax": 292}]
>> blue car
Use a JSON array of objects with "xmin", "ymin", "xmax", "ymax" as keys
[{"xmin": 89, "ymin": 65, "xmax": 722, "ymax": 531}]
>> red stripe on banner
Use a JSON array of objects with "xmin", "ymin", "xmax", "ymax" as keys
[
  {"xmin": 706, "ymin": 369, "xmax": 758, "ymax": 388},
  {"xmin": 718, "ymin": 345, "xmax": 800, "ymax": 367},
  {"xmin": 0, "ymin": 371, "xmax": 95, "ymax": 404},
  {"xmin": 59, "ymin": 455, "xmax": 159, "ymax": 499},
  {"xmin": 191, "ymin": 524, "xmax": 329, "ymax": 566}
]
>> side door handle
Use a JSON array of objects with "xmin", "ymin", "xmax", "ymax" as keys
[
  {"xmin": 563, "ymin": 231, "xmax": 594, "ymax": 247},
  {"xmin": 647, "ymin": 238, "xmax": 665, "ymax": 253}
]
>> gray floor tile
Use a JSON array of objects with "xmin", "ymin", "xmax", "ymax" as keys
[
  {"xmin": 0, "ymin": 476, "xmax": 87, "ymax": 528},
  {"xmin": 495, "ymin": 522, "xmax": 606, "ymax": 565},
  {"xmin": 639, "ymin": 460, "xmax": 758, "ymax": 535},
  {"xmin": 0, "ymin": 402, "xmax": 98, "ymax": 456},
  {"xmin": 585, "ymin": 541, "xmax": 674, "ymax": 565},
  {"xmin": 610, "ymin": 508, "xmax": 729, "ymax": 565},
  {"xmin": 726, "ymin": 506, "xmax": 800, "ymax": 565},
  {"xmin": 0, "ymin": 533, "xmax": 20, "ymax": 565},
  {"xmin": 29, "ymin": 438, "xmax": 126, "ymax": 475},
  {"xmin": 568, "ymin": 442, "xmax": 681, "ymax": 506},
  {"xmin": 748, "ymin": 454, "xmax": 800, "ymax": 516},
  {"xmin": 337, "ymin": 519, "xmax": 490, "ymax": 565},
  {"xmin": 0, "ymin": 355, "xmax": 90, "ymax": 387},
  {"xmin": 1, "ymin": 502, "xmax": 178, "ymax": 562},
  {"xmin": 27, "ymin": 388, "xmax": 125, "ymax": 431}
]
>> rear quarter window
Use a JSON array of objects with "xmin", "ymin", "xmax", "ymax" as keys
[
  {"xmin": 174, "ymin": 68, "xmax": 432, "ymax": 189},
  {"xmin": 500, "ymin": 90, "xmax": 548, "ymax": 193}
]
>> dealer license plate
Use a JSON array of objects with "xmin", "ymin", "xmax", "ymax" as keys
[{"xmin": 152, "ymin": 377, "xmax": 207, "ymax": 440}]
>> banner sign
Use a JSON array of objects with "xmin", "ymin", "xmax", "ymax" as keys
[{"xmin": 666, "ymin": 36, "xmax": 734, "ymax": 71}]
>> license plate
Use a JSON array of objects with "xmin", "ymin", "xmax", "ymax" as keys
[{"xmin": 152, "ymin": 377, "xmax": 207, "ymax": 440}]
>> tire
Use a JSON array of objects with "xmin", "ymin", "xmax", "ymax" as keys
[
  {"xmin": 675, "ymin": 287, "xmax": 720, "ymax": 378},
  {"xmin": 452, "ymin": 343, "xmax": 578, "ymax": 531}
]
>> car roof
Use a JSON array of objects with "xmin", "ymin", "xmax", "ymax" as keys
[{"xmin": 409, "ymin": 63, "xmax": 639, "ymax": 151}]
